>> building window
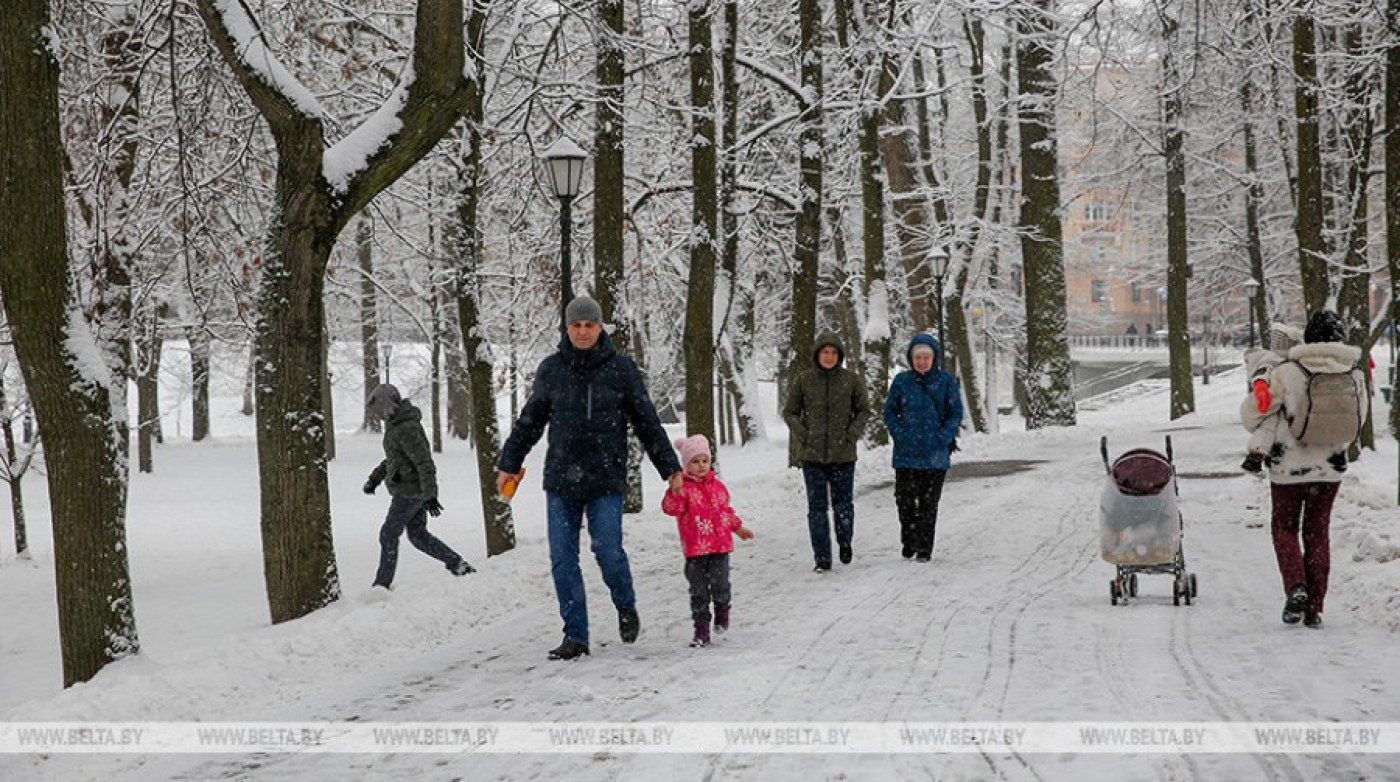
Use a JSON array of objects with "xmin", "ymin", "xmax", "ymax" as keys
[
  {"xmin": 1091, "ymin": 279, "xmax": 1108, "ymax": 303},
  {"xmin": 1085, "ymin": 200, "xmax": 1110, "ymax": 221},
  {"xmin": 1130, "ymin": 282, "xmax": 1143, "ymax": 302}
]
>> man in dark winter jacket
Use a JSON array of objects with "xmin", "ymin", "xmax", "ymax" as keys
[
  {"xmin": 364, "ymin": 383, "xmax": 474, "ymax": 589},
  {"xmin": 783, "ymin": 332, "xmax": 870, "ymax": 571},
  {"xmin": 882, "ymin": 333, "xmax": 963, "ymax": 561},
  {"xmin": 497, "ymin": 295, "xmax": 684, "ymax": 660}
]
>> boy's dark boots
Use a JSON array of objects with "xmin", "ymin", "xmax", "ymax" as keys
[
  {"xmin": 1241, "ymin": 452, "xmax": 1265, "ymax": 474},
  {"xmin": 691, "ymin": 616, "xmax": 712, "ymax": 647},
  {"xmin": 548, "ymin": 637, "xmax": 590, "ymax": 660},
  {"xmin": 1327, "ymin": 452, "xmax": 1348, "ymax": 473},
  {"xmin": 619, "ymin": 607, "xmax": 641, "ymax": 644},
  {"xmin": 713, "ymin": 603, "xmax": 730, "ymax": 634},
  {"xmin": 1283, "ymin": 585, "xmax": 1309, "ymax": 625},
  {"xmin": 449, "ymin": 559, "xmax": 476, "ymax": 576}
]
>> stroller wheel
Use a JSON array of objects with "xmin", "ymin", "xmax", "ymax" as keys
[
  {"xmin": 1189, "ymin": 573, "xmax": 1198, "ymax": 599},
  {"xmin": 1128, "ymin": 573, "xmax": 1139, "ymax": 598},
  {"xmin": 1110, "ymin": 579, "xmax": 1121, "ymax": 606},
  {"xmin": 1172, "ymin": 583, "xmax": 1181, "ymax": 606}
]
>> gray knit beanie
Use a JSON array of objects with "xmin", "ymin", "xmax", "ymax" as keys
[{"xmin": 564, "ymin": 295, "xmax": 603, "ymax": 325}]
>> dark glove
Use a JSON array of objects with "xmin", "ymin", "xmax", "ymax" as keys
[
  {"xmin": 424, "ymin": 498, "xmax": 444, "ymax": 517},
  {"xmin": 363, "ymin": 479, "xmax": 378, "ymax": 495},
  {"xmin": 1327, "ymin": 452, "xmax": 1348, "ymax": 473},
  {"xmin": 949, "ymin": 438, "xmax": 960, "ymax": 454}
]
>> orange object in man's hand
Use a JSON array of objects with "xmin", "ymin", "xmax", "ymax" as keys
[{"xmin": 501, "ymin": 468, "xmax": 526, "ymax": 502}]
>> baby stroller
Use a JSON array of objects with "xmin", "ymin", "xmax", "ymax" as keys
[{"xmin": 1099, "ymin": 436, "xmax": 1197, "ymax": 606}]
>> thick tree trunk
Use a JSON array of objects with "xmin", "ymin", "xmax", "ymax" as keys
[
  {"xmin": 877, "ymin": 39, "xmax": 934, "ymax": 334},
  {"xmin": 1240, "ymin": 2, "xmax": 1269, "ymax": 348},
  {"xmin": 719, "ymin": 0, "xmax": 760, "ymax": 446},
  {"xmin": 454, "ymin": 6, "xmax": 513, "ymax": 555},
  {"xmin": 357, "ymin": 218, "xmax": 382, "ymax": 433},
  {"xmin": 836, "ymin": 0, "xmax": 890, "ymax": 446},
  {"xmin": 0, "ymin": 0, "xmax": 139, "ymax": 683},
  {"xmin": 594, "ymin": 0, "xmax": 646, "ymax": 509},
  {"xmin": 1015, "ymin": 0, "xmax": 1076, "ymax": 428},
  {"xmin": 786, "ymin": 0, "xmax": 823, "ymax": 465},
  {"xmin": 1293, "ymin": 11, "xmax": 1329, "ymax": 313},
  {"xmin": 1162, "ymin": 3, "xmax": 1195, "ymax": 420},
  {"xmin": 686, "ymin": 0, "xmax": 719, "ymax": 452},
  {"xmin": 255, "ymin": 207, "xmax": 341, "ymax": 622}
]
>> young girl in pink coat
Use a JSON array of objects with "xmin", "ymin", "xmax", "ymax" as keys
[{"xmin": 661, "ymin": 435, "xmax": 754, "ymax": 647}]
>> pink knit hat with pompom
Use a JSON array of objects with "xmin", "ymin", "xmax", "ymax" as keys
[{"xmin": 674, "ymin": 434, "xmax": 711, "ymax": 468}]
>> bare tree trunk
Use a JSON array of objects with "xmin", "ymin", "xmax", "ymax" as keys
[
  {"xmin": 786, "ymin": 0, "xmax": 824, "ymax": 465},
  {"xmin": 835, "ymin": 0, "xmax": 890, "ymax": 446},
  {"xmin": 241, "ymin": 344, "xmax": 255, "ymax": 416},
  {"xmin": 321, "ymin": 312, "xmax": 336, "ymax": 462},
  {"xmin": 1162, "ymin": 1, "xmax": 1195, "ymax": 419},
  {"xmin": 594, "ymin": 0, "xmax": 645, "ymax": 509},
  {"xmin": 189, "ymin": 324, "xmax": 211, "ymax": 440},
  {"xmin": 135, "ymin": 307, "xmax": 163, "ymax": 474},
  {"xmin": 1, "ymin": 372, "xmax": 29, "ymax": 559},
  {"xmin": 718, "ymin": 0, "xmax": 760, "ymax": 446},
  {"xmin": 1337, "ymin": 8, "xmax": 1376, "ymax": 451},
  {"xmin": 453, "ymin": 5, "xmax": 513, "ymax": 556},
  {"xmin": 0, "ymin": 0, "xmax": 139, "ymax": 683},
  {"xmin": 1241, "ymin": 0, "xmax": 1269, "ymax": 347},
  {"xmin": 686, "ymin": 0, "xmax": 719, "ymax": 453},
  {"xmin": 1015, "ymin": 0, "xmax": 1076, "ymax": 428},
  {"xmin": 357, "ymin": 218, "xmax": 382, "ymax": 433},
  {"xmin": 1293, "ymin": 11, "xmax": 1329, "ymax": 313},
  {"xmin": 876, "ymin": 7, "xmax": 934, "ymax": 334}
]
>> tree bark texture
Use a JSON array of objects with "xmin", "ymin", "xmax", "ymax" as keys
[
  {"xmin": 1162, "ymin": 2, "xmax": 1195, "ymax": 420},
  {"xmin": 357, "ymin": 218, "xmax": 382, "ymax": 433},
  {"xmin": 787, "ymin": 0, "xmax": 823, "ymax": 465},
  {"xmin": 0, "ymin": 0, "xmax": 140, "ymax": 684},
  {"xmin": 1015, "ymin": 0, "xmax": 1077, "ymax": 428},
  {"xmin": 1292, "ymin": 10, "xmax": 1329, "ymax": 314},
  {"xmin": 453, "ymin": 5, "xmax": 513, "ymax": 555},
  {"xmin": 686, "ymin": 0, "xmax": 719, "ymax": 451}
]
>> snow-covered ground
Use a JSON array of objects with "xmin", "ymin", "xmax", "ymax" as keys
[{"xmin": 1, "ymin": 347, "xmax": 1397, "ymax": 781}]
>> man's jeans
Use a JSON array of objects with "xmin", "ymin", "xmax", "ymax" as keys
[
  {"xmin": 546, "ymin": 493, "xmax": 634, "ymax": 644},
  {"xmin": 802, "ymin": 462, "xmax": 856, "ymax": 566}
]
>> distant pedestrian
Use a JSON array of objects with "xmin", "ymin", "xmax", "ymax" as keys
[
  {"xmin": 661, "ymin": 435, "xmax": 754, "ymax": 647},
  {"xmin": 882, "ymin": 333, "xmax": 963, "ymax": 562},
  {"xmin": 1242, "ymin": 310, "xmax": 1367, "ymax": 629},
  {"xmin": 363, "ymin": 384, "xmax": 474, "ymax": 589},
  {"xmin": 783, "ymin": 332, "xmax": 870, "ymax": 572},
  {"xmin": 497, "ymin": 295, "xmax": 683, "ymax": 660}
]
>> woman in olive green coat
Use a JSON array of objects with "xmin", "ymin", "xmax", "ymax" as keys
[{"xmin": 783, "ymin": 333, "xmax": 870, "ymax": 571}]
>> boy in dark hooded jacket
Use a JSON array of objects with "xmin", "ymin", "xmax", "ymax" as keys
[{"xmin": 364, "ymin": 383, "xmax": 474, "ymax": 589}]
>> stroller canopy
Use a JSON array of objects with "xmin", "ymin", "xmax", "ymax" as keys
[{"xmin": 1110, "ymin": 449, "xmax": 1173, "ymax": 496}]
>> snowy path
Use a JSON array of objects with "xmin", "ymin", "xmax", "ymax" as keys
[{"xmin": 4, "ymin": 369, "xmax": 1397, "ymax": 782}]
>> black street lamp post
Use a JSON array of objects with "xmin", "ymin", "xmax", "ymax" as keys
[
  {"xmin": 1244, "ymin": 278, "xmax": 1259, "ymax": 348},
  {"xmin": 541, "ymin": 136, "xmax": 589, "ymax": 332},
  {"xmin": 930, "ymin": 246, "xmax": 949, "ymax": 364}
]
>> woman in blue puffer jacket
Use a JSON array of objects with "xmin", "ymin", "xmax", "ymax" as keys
[{"xmin": 882, "ymin": 333, "xmax": 963, "ymax": 562}]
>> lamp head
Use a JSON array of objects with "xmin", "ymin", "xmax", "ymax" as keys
[{"xmin": 541, "ymin": 136, "xmax": 588, "ymax": 199}]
